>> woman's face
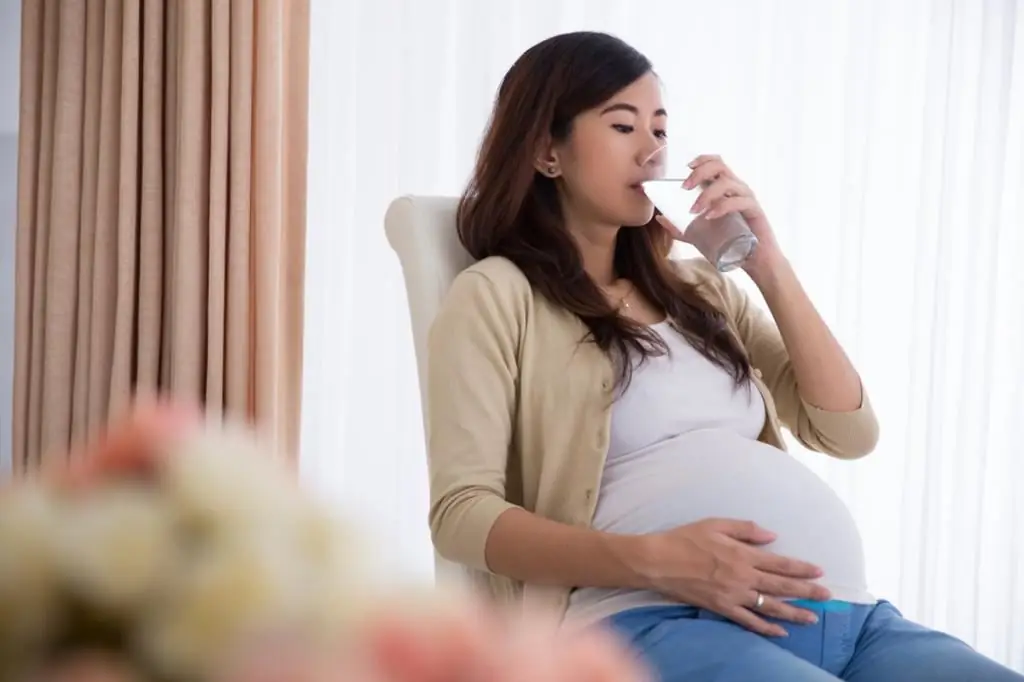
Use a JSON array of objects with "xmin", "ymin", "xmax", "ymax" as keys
[{"xmin": 547, "ymin": 72, "xmax": 667, "ymax": 229}]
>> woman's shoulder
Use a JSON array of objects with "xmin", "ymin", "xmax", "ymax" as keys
[
  {"xmin": 438, "ymin": 256, "xmax": 533, "ymax": 323},
  {"xmin": 461, "ymin": 255, "xmax": 531, "ymax": 288},
  {"xmin": 447, "ymin": 256, "xmax": 532, "ymax": 306},
  {"xmin": 430, "ymin": 257, "xmax": 537, "ymax": 360}
]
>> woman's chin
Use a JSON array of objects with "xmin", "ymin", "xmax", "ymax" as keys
[{"xmin": 620, "ymin": 209, "xmax": 656, "ymax": 228}]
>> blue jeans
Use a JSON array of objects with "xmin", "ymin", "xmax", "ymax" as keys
[{"xmin": 607, "ymin": 601, "xmax": 1023, "ymax": 681}]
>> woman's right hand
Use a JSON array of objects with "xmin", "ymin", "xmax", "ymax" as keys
[{"xmin": 631, "ymin": 518, "xmax": 831, "ymax": 637}]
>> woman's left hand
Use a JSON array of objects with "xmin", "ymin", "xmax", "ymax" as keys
[{"xmin": 656, "ymin": 154, "xmax": 784, "ymax": 272}]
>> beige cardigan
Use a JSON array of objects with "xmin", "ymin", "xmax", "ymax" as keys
[{"xmin": 425, "ymin": 255, "xmax": 879, "ymax": 617}]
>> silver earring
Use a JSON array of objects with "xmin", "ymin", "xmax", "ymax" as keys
[{"xmin": 547, "ymin": 166, "xmax": 557, "ymax": 176}]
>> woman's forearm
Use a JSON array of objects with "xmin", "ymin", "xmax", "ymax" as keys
[
  {"xmin": 484, "ymin": 507, "xmax": 646, "ymax": 589},
  {"xmin": 746, "ymin": 254, "xmax": 864, "ymax": 412}
]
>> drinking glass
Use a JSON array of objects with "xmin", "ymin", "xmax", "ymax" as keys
[{"xmin": 640, "ymin": 144, "xmax": 758, "ymax": 272}]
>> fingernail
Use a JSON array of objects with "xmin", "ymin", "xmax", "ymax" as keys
[
  {"xmin": 689, "ymin": 201, "xmax": 700, "ymax": 214},
  {"xmin": 774, "ymin": 628, "xmax": 788, "ymax": 638},
  {"xmin": 805, "ymin": 614, "xmax": 819, "ymax": 624},
  {"xmin": 682, "ymin": 179, "xmax": 694, "ymax": 190},
  {"xmin": 688, "ymin": 158, "xmax": 699, "ymax": 168}
]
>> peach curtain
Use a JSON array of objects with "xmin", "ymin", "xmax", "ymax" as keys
[{"xmin": 13, "ymin": 0, "xmax": 309, "ymax": 472}]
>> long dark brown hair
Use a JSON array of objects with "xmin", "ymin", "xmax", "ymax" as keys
[{"xmin": 457, "ymin": 31, "xmax": 750, "ymax": 389}]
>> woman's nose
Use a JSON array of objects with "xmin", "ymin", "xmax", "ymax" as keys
[{"xmin": 639, "ymin": 142, "xmax": 668, "ymax": 168}]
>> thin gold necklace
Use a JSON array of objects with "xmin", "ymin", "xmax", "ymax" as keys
[{"xmin": 606, "ymin": 281, "xmax": 634, "ymax": 311}]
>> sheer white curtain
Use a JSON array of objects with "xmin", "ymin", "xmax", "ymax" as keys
[{"xmin": 302, "ymin": 0, "xmax": 1024, "ymax": 668}]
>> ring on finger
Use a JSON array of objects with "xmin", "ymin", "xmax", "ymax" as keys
[
  {"xmin": 754, "ymin": 592, "xmax": 766, "ymax": 610},
  {"xmin": 695, "ymin": 172, "xmax": 723, "ymax": 189}
]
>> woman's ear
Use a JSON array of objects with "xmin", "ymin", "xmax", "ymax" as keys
[
  {"xmin": 533, "ymin": 137, "xmax": 561, "ymax": 177},
  {"xmin": 535, "ymin": 161, "xmax": 560, "ymax": 178}
]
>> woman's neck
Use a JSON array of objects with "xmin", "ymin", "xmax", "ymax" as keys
[{"xmin": 566, "ymin": 217, "xmax": 621, "ymax": 287}]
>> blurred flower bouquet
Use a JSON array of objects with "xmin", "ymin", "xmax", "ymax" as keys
[
  {"xmin": 0, "ymin": 404, "xmax": 647, "ymax": 682},
  {"xmin": 0, "ymin": 405, "xmax": 382, "ymax": 680}
]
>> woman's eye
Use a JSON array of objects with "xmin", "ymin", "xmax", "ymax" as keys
[
  {"xmin": 654, "ymin": 129, "xmax": 668, "ymax": 139},
  {"xmin": 612, "ymin": 124, "xmax": 634, "ymax": 133}
]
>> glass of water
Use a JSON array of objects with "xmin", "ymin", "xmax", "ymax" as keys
[{"xmin": 641, "ymin": 145, "xmax": 758, "ymax": 272}]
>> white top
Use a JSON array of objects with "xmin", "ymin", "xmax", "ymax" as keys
[{"xmin": 564, "ymin": 321, "xmax": 873, "ymax": 625}]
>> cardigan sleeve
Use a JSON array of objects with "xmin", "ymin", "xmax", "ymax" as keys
[
  {"xmin": 684, "ymin": 258, "xmax": 880, "ymax": 459},
  {"xmin": 424, "ymin": 267, "xmax": 525, "ymax": 571}
]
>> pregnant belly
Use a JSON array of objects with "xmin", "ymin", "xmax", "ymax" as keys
[{"xmin": 591, "ymin": 429, "xmax": 871, "ymax": 603}]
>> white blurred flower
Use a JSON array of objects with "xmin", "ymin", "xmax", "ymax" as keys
[
  {"xmin": 161, "ymin": 427, "xmax": 307, "ymax": 539},
  {"xmin": 287, "ymin": 511, "xmax": 379, "ymax": 637},
  {"xmin": 0, "ymin": 484, "xmax": 62, "ymax": 652},
  {"xmin": 137, "ymin": 532, "xmax": 327, "ymax": 680},
  {"xmin": 0, "ymin": 420, "xmax": 385, "ymax": 681},
  {"xmin": 55, "ymin": 484, "xmax": 180, "ymax": 615}
]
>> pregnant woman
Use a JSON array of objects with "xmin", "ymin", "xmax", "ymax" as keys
[{"xmin": 425, "ymin": 30, "xmax": 1023, "ymax": 682}]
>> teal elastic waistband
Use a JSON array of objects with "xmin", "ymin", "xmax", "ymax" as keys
[{"xmin": 787, "ymin": 599, "xmax": 855, "ymax": 613}]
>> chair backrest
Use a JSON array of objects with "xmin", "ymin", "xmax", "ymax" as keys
[{"xmin": 384, "ymin": 195, "xmax": 477, "ymax": 587}]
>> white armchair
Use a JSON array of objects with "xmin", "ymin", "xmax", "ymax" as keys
[{"xmin": 384, "ymin": 195, "xmax": 477, "ymax": 588}]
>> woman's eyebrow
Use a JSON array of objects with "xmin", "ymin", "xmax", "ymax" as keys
[{"xmin": 599, "ymin": 103, "xmax": 668, "ymax": 117}]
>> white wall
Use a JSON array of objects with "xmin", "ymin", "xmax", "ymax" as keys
[
  {"xmin": 0, "ymin": 0, "xmax": 19, "ymax": 132},
  {"xmin": 0, "ymin": 0, "xmax": 21, "ymax": 475}
]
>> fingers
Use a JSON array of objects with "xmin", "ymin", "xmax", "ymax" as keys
[
  {"xmin": 689, "ymin": 178, "xmax": 749, "ymax": 215},
  {"xmin": 682, "ymin": 155, "xmax": 763, "ymax": 220},
  {"xmin": 748, "ymin": 592, "xmax": 820, "ymax": 626},
  {"xmin": 683, "ymin": 156, "xmax": 731, "ymax": 189},
  {"xmin": 723, "ymin": 605, "xmax": 787, "ymax": 638},
  {"xmin": 703, "ymin": 196, "xmax": 759, "ymax": 220},
  {"xmin": 755, "ymin": 570, "xmax": 831, "ymax": 602},
  {"xmin": 751, "ymin": 550, "xmax": 824, "ymax": 581},
  {"xmin": 710, "ymin": 518, "xmax": 777, "ymax": 545},
  {"xmin": 687, "ymin": 154, "xmax": 723, "ymax": 170}
]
